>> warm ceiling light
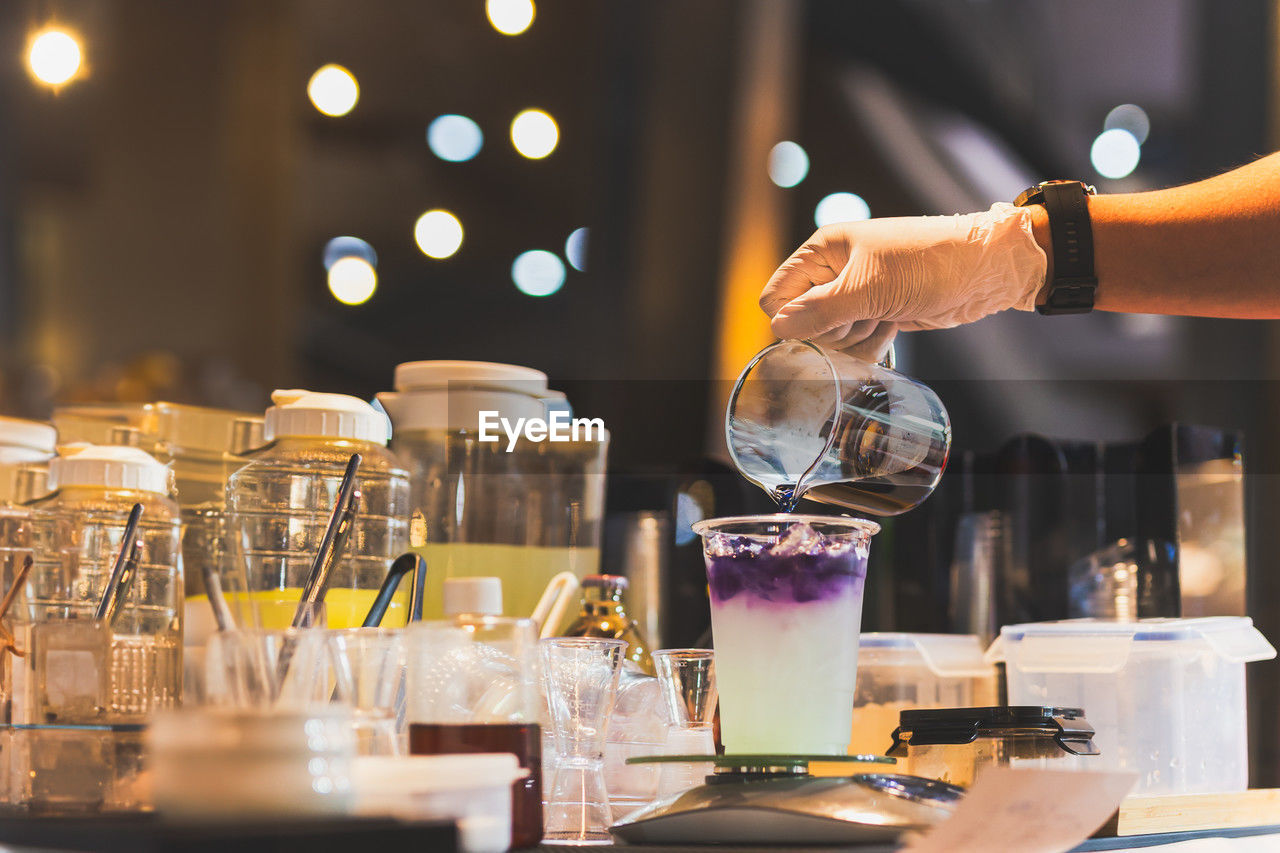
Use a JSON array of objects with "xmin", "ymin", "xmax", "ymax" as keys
[{"xmin": 28, "ymin": 27, "xmax": 82, "ymax": 87}]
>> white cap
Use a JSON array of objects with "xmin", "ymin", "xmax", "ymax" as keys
[
  {"xmin": 442, "ymin": 577, "xmax": 504, "ymax": 616},
  {"xmin": 0, "ymin": 416, "xmax": 56, "ymax": 457},
  {"xmin": 50, "ymin": 444, "xmax": 172, "ymax": 494},
  {"xmin": 377, "ymin": 360, "xmax": 554, "ymax": 431},
  {"xmin": 264, "ymin": 389, "xmax": 389, "ymax": 445}
]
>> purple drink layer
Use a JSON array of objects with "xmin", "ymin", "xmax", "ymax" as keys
[{"xmin": 704, "ymin": 522, "xmax": 868, "ymax": 605}]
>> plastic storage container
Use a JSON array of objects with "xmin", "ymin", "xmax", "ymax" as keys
[
  {"xmin": 17, "ymin": 444, "xmax": 183, "ymax": 724},
  {"xmin": 850, "ymin": 633, "xmax": 996, "ymax": 757},
  {"xmin": 377, "ymin": 361, "xmax": 608, "ymax": 622},
  {"xmin": 227, "ymin": 390, "xmax": 410, "ymax": 630},
  {"xmin": 352, "ymin": 754, "xmax": 525, "ymax": 853},
  {"xmin": 987, "ymin": 617, "xmax": 1276, "ymax": 795},
  {"xmin": 887, "ymin": 706, "xmax": 1098, "ymax": 787}
]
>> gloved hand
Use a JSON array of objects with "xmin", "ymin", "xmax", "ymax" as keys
[{"xmin": 759, "ymin": 203, "xmax": 1048, "ymax": 356}]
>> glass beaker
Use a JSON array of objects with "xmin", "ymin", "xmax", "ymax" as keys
[
  {"xmin": 541, "ymin": 637, "xmax": 627, "ymax": 845},
  {"xmin": 405, "ymin": 616, "xmax": 544, "ymax": 849},
  {"xmin": 691, "ymin": 515, "xmax": 878, "ymax": 755},
  {"xmin": 329, "ymin": 628, "xmax": 406, "ymax": 755},
  {"xmin": 726, "ymin": 339, "xmax": 950, "ymax": 515}
]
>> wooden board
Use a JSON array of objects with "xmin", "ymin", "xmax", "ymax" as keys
[{"xmin": 1095, "ymin": 788, "xmax": 1280, "ymax": 836}]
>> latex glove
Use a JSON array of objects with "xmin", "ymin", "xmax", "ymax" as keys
[{"xmin": 759, "ymin": 203, "xmax": 1047, "ymax": 353}]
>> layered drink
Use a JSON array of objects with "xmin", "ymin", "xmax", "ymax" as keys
[{"xmin": 692, "ymin": 515, "xmax": 878, "ymax": 755}]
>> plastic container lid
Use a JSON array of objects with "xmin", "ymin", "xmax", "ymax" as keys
[
  {"xmin": 443, "ymin": 577, "xmax": 504, "ymax": 616},
  {"xmin": 378, "ymin": 360, "xmax": 557, "ymax": 432},
  {"xmin": 49, "ymin": 444, "xmax": 172, "ymax": 494},
  {"xmin": 352, "ymin": 754, "xmax": 525, "ymax": 794},
  {"xmin": 859, "ymin": 633, "xmax": 993, "ymax": 679},
  {"xmin": 985, "ymin": 617, "xmax": 1277, "ymax": 673},
  {"xmin": 264, "ymin": 389, "xmax": 389, "ymax": 445},
  {"xmin": 888, "ymin": 706, "xmax": 1098, "ymax": 757},
  {"xmin": 150, "ymin": 402, "xmax": 261, "ymax": 455},
  {"xmin": 0, "ymin": 416, "xmax": 56, "ymax": 456}
]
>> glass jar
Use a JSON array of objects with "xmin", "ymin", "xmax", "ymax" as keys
[
  {"xmin": 377, "ymin": 361, "xmax": 608, "ymax": 623},
  {"xmin": 16, "ymin": 445, "xmax": 183, "ymax": 724},
  {"xmin": 227, "ymin": 390, "xmax": 410, "ymax": 630},
  {"xmin": 886, "ymin": 706, "xmax": 1099, "ymax": 787}
]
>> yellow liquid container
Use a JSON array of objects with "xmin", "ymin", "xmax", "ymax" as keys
[
  {"xmin": 378, "ymin": 362, "xmax": 608, "ymax": 621},
  {"xmin": 188, "ymin": 586, "xmax": 413, "ymax": 630}
]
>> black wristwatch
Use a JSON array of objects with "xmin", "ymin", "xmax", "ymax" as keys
[{"xmin": 1014, "ymin": 180, "xmax": 1098, "ymax": 315}]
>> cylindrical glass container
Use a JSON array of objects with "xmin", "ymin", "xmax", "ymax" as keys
[
  {"xmin": 377, "ymin": 361, "xmax": 608, "ymax": 622},
  {"xmin": 16, "ymin": 445, "xmax": 183, "ymax": 723},
  {"xmin": 690, "ymin": 514, "xmax": 879, "ymax": 755},
  {"xmin": 886, "ymin": 706, "xmax": 1099, "ymax": 787},
  {"xmin": 227, "ymin": 390, "xmax": 410, "ymax": 630}
]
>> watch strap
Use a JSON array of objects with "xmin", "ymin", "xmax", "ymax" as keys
[{"xmin": 1033, "ymin": 182, "xmax": 1097, "ymax": 315}]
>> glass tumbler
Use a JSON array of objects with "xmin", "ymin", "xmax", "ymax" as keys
[
  {"xmin": 406, "ymin": 617, "xmax": 544, "ymax": 849},
  {"xmin": 329, "ymin": 628, "xmax": 405, "ymax": 755},
  {"xmin": 203, "ymin": 628, "xmax": 339, "ymax": 710},
  {"xmin": 653, "ymin": 648, "xmax": 717, "ymax": 796},
  {"xmin": 541, "ymin": 637, "xmax": 627, "ymax": 845},
  {"xmin": 726, "ymin": 339, "xmax": 950, "ymax": 515},
  {"xmin": 691, "ymin": 515, "xmax": 879, "ymax": 755}
]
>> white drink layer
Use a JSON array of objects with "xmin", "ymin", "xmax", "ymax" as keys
[{"xmin": 711, "ymin": 586, "xmax": 862, "ymax": 754}]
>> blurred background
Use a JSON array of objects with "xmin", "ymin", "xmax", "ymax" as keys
[{"xmin": 2, "ymin": 0, "xmax": 1280, "ymax": 778}]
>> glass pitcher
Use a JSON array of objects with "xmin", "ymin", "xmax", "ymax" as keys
[{"xmin": 726, "ymin": 339, "xmax": 950, "ymax": 516}]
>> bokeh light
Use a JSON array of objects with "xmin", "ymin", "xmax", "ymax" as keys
[
  {"xmin": 328, "ymin": 257, "xmax": 377, "ymax": 305},
  {"xmin": 814, "ymin": 192, "xmax": 871, "ymax": 227},
  {"xmin": 486, "ymin": 0, "xmax": 536, "ymax": 35},
  {"xmin": 510, "ymin": 109, "xmax": 559, "ymax": 159},
  {"xmin": 768, "ymin": 141, "xmax": 809, "ymax": 188},
  {"xmin": 427, "ymin": 114, "xmax": 484, "ymax": 162},
  {"xmin": 323, "ymin": 236, "xmax": 377, "ymax": 271},
  {"xmin": 307, "ymin": 64, "xmax": 359, "ymax": 117},
  {"xmin": 28, "ymin": 28, "xmax": 82, "ymax": 86},
  {"xmin": 1091, "ymin": 128, "xmax": 1141, "ymax": 179},
  {"xmin": 1104, "ymin": 103, "xmax": 1150, "ymax": 145},
  {"xmin": 564, "ymin": 227, "xmax": 588, "ymax": 272},
  {"xmin": 414, "ymin": 210, "xmax": 464, "ymax": 259},
  {"xmin": 512, "ymin": 250, "xmax": 565, "ymax": 297}
]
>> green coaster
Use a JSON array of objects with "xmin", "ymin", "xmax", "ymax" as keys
[{"xmin": 625, "ymin": 753, "xmax": 896, "ymax": 766}]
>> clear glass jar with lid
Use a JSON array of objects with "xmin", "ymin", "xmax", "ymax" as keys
[
  {"xmin": 227, "ymin": 390, "xmax": 410, "ymax": 630},
  {"xmin": 16, "ymin": 444, "xmax": 183, "ymax": 722},
  {"xmin": 377, "ymin": 361, "xmax": 608, "ymax": 623}
]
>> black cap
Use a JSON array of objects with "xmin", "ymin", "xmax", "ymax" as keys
[{"xmin": 887, "ymin": 706, "xmax": 1099, "ymax": 757}]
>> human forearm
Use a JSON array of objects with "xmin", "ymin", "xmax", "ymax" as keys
[{"xmin": 1034, "ymin": 153, "xmax": 1280, "ymax": 318}]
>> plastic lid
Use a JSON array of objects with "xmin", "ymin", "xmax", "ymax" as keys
[
  {"xmin": 378, "ymin": 361, "xmax": 555, "ymax": 432},
  {"xmin": 49, "ymin": 444, "xmax": 172, "ymax": 494},
  {"xmin": 442, "ymin": 577, "xmax": 504, "ymax": 616},
  {"xmin": 264, "ymin": 389, "xmax": 389, "ymax": 445},
  {"xmin": 0, "ymin": 416, "xmax": 56, "ymax": 455},
  {"xmin": 150, "ymin": 402, "xmax": 261, "ymax": 455},
  {"xmin": 858, "ymin": 633, "xmax": 993, "ymax": 679},
  {"xmin": 887, "ymin": 706, "xmax": 1098, "ymax": 757},
  {"xmin": 986, "ymin": 617, "xmax": 1277, "ymax": 673},
  {"xmin": 352, "ymin": 754, "xmax": 526, "ymax": 794}
]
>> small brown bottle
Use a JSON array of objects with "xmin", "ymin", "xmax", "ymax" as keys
[{"xmin": 562, "ymin": 575, "xmax": 654, "ymax": 674}]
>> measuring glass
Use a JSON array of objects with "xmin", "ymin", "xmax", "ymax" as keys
[{"xmin": 726, "ymin": 339, "xmax": 950, "ymax": 515}]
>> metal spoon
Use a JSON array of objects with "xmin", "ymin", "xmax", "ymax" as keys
[
  {"xmin": 201, "ymin": 563, "xmax": 237, "ymax": 633},
  {"xmin": 291, "ymin": 453, "xmax": 362, "ymax": 629}
]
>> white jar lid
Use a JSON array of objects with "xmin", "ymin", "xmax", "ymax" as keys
[
  {"xmin": 353, "ymin": 754, "xmax": 525, "ymax": 794},
  {"xmin": 0, "ymin": 416, "xmax": 56, "ymax": 456},
  {"xmin": 443, "ymin": 577, "xmax": 504, "ymax": 616},
  {"xmin": 50, "ymin": 444, "xmax": 172, "ymax": 494},
  {"xmin": 379, "ymin": 361, "xmax": 557, "ymax": 432},
  {"xmin": 394, "ymin": 360, "xmax": 547, "ymax": 393},
  {"xmin": 264, "ymin": 389, "xmax": 389, "ymax": 445}
]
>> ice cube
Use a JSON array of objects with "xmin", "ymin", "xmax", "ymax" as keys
[{"xmin": 768, "ymin": 522, "xmax": 828, "ymax": 557}]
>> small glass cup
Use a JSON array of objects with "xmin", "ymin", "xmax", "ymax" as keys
[
  {"xmin": 405, "ymin": 617, "xmax": 544, "ymax": 849},
  {"xmin": 541, "ymin": 637, "xmax": 627, "ymax": 845},
  {"xmin": 203, "ymin": 628, "xmax": 339, "ymax": 710},
  {"xmin": 691, "ymin": 515, "xmax": 879, "ymax": 756},
  {"xmin": 329, "ymin": 628, "xmax": 405, "ymax": 755},
  {"xmin": 652, "ymin": 649, "xmax": 716, "ymax": 728},
  {"xmin": 726, "ymin": 339, "xmax": 950, "ymax": 515}
]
